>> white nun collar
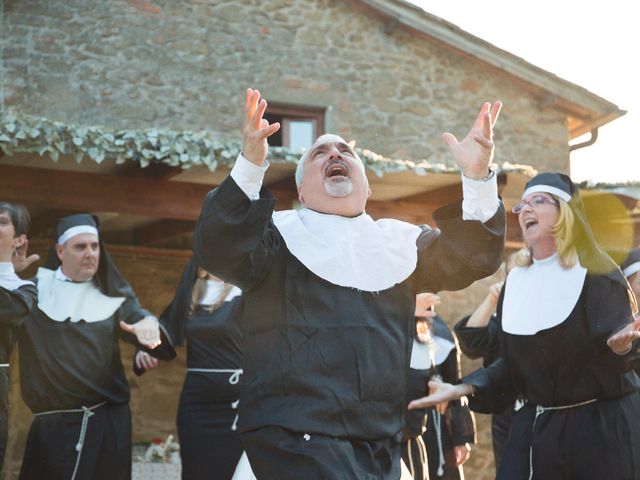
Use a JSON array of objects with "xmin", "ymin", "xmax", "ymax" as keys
[
  {"xmin": 272, "ymin": 208, "xmax": 422, "ymax": 292},
  {"xmin": 410, "ymin": 336, "xmax": 456, "ymax": 369},
  {"xmin": 502, "ymin": 253, "xmax": 587, "ymax": 335},
  {"xmin": 36, "ymin": 268, "xmax": 125, "ymax": 323}
]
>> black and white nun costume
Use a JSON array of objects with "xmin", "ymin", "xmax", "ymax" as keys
[
  {"xmin": 192, "ymin": 151, "xmax": 505, "ymax": 479},
  {"xmin": 461, "ymin": 172, "xmax": 640, "ymax": 479},
  {"xmin": 135, "ymin": 258, "xmax": 248, "ymax": 480},
  {"xmin": 403, "ymin": 315, "xmax": 475, "ymax": 480},
  {"xmin": 18, "ymin": 214, "xmax": 175, "ymax": 480}
]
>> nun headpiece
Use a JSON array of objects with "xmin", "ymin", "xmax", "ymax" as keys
[
  {"xmin": 44, "ymin": 214, "xmax": 134, "ymax": 298},
  {"xmin": 522, "ymin": 172, "xmax": 625, "ymax": 280}
]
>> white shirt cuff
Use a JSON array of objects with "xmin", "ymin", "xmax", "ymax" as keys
[
  {"xmin": 229, "ymin": 153, "xmax": 269, "ymax": 201},
  {"xmin": 461, "ymin": 171, "xmax": 500, "ymax": 222}
]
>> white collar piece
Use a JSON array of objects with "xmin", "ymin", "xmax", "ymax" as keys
[
  {"xmin": 502, "ymin": 254, "xmax": 587, "ymax": 335},
  {"xmin": 272, "ymin": 208, "xmax": 422, "ymax": 292},
  {"xmin": 410, "ymin": 336, "xmax": 456, "ymax": 369},
  {"xmin": 0, "ymin": 262, "xmax": 33, "ymax": 290},
  {"xmin": 199, "ymin": 281, "xmax": 241, "ymax": 306},
  {"xmin": 36, "ymin": 268, "xmax": 125, "ymax": 323}
]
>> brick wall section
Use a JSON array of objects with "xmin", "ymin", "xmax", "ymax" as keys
[{"xmin": 2, "ymin": 0, "xmax": 569, "ymax": 172}]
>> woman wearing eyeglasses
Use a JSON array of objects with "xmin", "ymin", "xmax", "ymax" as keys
[{"xmin": 409, "ymin": 173, "xmax": 640, "ymax": 479}]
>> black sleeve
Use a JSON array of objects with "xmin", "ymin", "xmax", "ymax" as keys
[
  {"xmin": 462, "ymin": 357, "xmax": 514, "ymax": 414},
  {"xmin": 0, "ymin": 284, "xmax": 37, "ymax": 326},
  {"xmin": 454, "ymin": 314, "xmax": 501, "ymax": 364},
  {"xmin": 440, "ymin": 344, "xmax": 477, "ymax": 445},
  {"xmin": 192, "ymin": 176, "xmax": 278, "ymax": 292},
  {"xmin": 586, "ymin": 275, "xmax": 640, "ymax": 372},
  {"xmin": 413, "ymin": 201, "xmax": 505, "ymax": 293}
]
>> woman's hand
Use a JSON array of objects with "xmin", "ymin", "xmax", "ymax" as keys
[
  {"xmin": 408, "ymin": 378, "xmax": 472, "ymax": 410},
  {"xmin": 607, "ymin": 316, "xmax": 640, "ymax": 354},
  {"xmin": 135, "ymin": 351, "xmax": 159, "ymax": 371}
]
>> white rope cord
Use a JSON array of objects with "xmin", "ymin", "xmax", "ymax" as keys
[
  {"xmin": 431, "ymin": 410, "xmax": 446, "ymax": 477},
  {"xmin": 407, "ymin": 438, "xmax": 416, "ymax": 479},
  {"xmin": 528, "ymin": 398, "xmax": 597, "ymax": 480},
  {"xmin": 187, "ymin": 368, "xmax": 243, "ymax": 384},
  {"xmin": 35, "ymin": 401, "xmax": 107, "ymax": 480},
  {"xmin": 231, "ymin": 399, "xmax": 240, "ymax": 431},
  {"xmin": 0, "ymin": 364, "xmax": 9, "ymax": 367}
]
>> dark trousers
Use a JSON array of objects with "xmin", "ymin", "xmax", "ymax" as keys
[
  {"xmin": 19, "ymin": 402, "xmax": 131, "ymax": 480},
  {"xmin": 241, "ymin": 426, "xmax": 401, "ymax": 480}
]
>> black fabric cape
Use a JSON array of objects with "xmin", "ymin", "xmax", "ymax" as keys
[{"xmin": 193, "ymin": 175, "xmax": 505, "ymax": 440}]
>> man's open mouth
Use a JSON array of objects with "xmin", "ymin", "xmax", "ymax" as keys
[{"xmin": 324, "ymin": 161, "xmax": 350, "ymax": 178}]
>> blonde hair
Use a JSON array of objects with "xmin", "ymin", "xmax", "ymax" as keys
[
  {"xmin": 188, "ymin": 277, "xmax": 233, "ymax": 317},
  {"xmin": 514, "ymin": 195, "xmax": 578, "ymax": 269}
]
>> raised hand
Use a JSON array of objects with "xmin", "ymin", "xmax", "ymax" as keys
[
  {"xmin": 120, "ymin": 316, "xmax": 161, "ymax": 349},
  {"xmin": 415, "ymin": 292, "xmax": 442, "ymax": 317},
  {"xmin": 242, "ymin": 88, "xmax": 281, "ymax": 166},
  {"xmin": 442, "ymin": 101, "xmax": 502, "ymax": 179},
  {"xmin": 12, "ymin": 239, "xmax": 40, "ymax": 273},
  {"xmin": 488, "ymin": 281, "xmax": 503, "ymax": 306},
  {"xmin": 607, "ymin": 316, "xmax": 640, "ymax": 354}
]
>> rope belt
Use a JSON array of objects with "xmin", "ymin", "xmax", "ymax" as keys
[
  {"xmin": 528, "ymin": 398, "xmax": 598, "ymax": 480},
  {"xmin": 187, "ymin": 368, "xmax": 243, "ymax": 384},
  {"xmin": 431, "ymin": 410, "xmax": 446, "ymax": 477},
  {"xmin": 406, "ymin": 435, "xmax": 428, "ymax": 480},
  {"xmin": 0, "ymin": 363, "xmax": 9, "ymax": 368},
  {"xmin": 34, "ymin": 401, "xmax": 107, "ymax": 480}
]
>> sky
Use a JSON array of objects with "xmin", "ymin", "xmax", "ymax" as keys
[{"xmin": 409, "ymin": 0, "xmax": 639, "ymax": 183}]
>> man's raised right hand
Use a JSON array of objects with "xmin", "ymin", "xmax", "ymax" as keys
[{"xmin": 242, "ymin": 88, "xmax": 281, "ymax": 166}]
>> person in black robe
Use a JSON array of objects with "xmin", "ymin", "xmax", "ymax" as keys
[
  {"xmin": 0, "ymin": 202, "xmax": 39, "ymax": 470},
  {"xmin": 134, "ymin": 258, "xmax": 246, "ymax": 480},
  {"xmin": 454, "ymin": 280, "xmax": 518, "ymax": 472},
  {"xmin": 621, "ymin": 248, "xmax": 640, "ymax": 376},
  {"xmin": 192, "ymin": 88, "xmax": 505, "ymax": 479},
  {"xmin": 18, "ymin": 213, "xmax": 176, "ymax": 480},
  {"xmin": 404, "ymin": 293, "xmax": 475, "ymax": 480},
  {"xmin": 410, "ymin": 172, "xmax": 640, "ymax": 479}
]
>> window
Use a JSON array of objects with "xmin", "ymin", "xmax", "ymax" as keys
[{"xmin": 264, "ymin": 105, "xmax": 325, "ymax": 152}]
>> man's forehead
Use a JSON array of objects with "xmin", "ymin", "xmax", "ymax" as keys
[
  {"xmin": 63, "ymin": 233, "xmax": 99, "ymax": 245},
  {"xmin": 310, "ymin": 134, "xmax": 351, "ymax": 151}
]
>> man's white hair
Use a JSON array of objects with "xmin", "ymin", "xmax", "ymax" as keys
[{"xmin": 295, "ymin": 134, "xmax": 365, "ymax": 187}]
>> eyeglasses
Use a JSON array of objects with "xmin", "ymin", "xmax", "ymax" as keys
[{"xmin": 512, "ymin": 194, "xmax": 557, "ymax": 214}]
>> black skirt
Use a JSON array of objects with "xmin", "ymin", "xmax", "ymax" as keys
[{"xmin": 177, "ymin": 371, "xmax": 243, "ymax": 480}]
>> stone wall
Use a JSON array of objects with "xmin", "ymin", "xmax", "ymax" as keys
[{"xmin": 2, "ymin": 0, "xmax": 569, "ymax": 172}]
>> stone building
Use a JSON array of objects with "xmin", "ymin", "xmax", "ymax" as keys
[{"xmin": 0, "ymin": 0, "xmax": 628, "ymax": 478}]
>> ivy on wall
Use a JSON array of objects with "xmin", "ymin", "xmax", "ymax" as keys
[{"xmin": 0, "ymin": 111, "xmax": 539, "ymax": 178}]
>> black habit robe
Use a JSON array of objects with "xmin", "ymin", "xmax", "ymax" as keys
[
  {"xmin": 462, "ymin": 272, "xmax": 640, "ymax": 480},
  {"xmin": 192, "ymin": 176, "xmax": 505, "ymax": 478},
  {"xmin": 18, "ymin": 269, "xmax": 174, "ymax": 480},
  {"xmin": 0, "ymin": 283, "xmax": 37, "ymax": 470}
]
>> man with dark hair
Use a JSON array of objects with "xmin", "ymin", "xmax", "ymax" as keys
[
  {"xmin": 0, "ymin": 201, "xmax": 38, "ymax": 470},
  {"xmin": 18, "ymin": 213, "xmax": 175, "ymax": 480},
  {"xmin": 193, "ymin": 89, "xmax": 505, "ymax": 479}
]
